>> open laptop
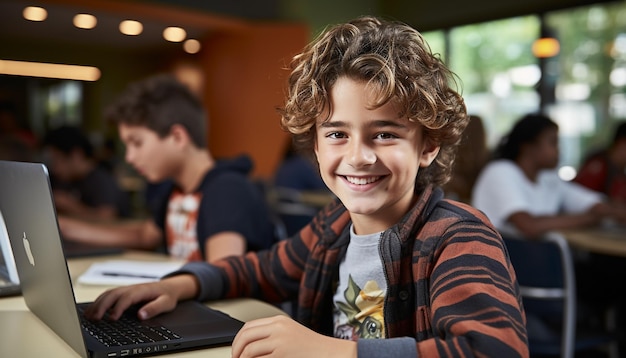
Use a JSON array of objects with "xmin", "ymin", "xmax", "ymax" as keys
[
  {"xmin": 0, "ymin": 160, "xmax": 244, "ymax": 358},
  {"xmin": 0, "ymin": 210, "xmax": 21, "ymax": 297}
]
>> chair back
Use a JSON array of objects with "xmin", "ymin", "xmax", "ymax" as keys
[
  {"xmin": 501, "ymin": 231, "xmax": 576, "ymax": 358},
  {"xmin": 267, "ymin": 187, "xmax": 323, "ymax": 239}
]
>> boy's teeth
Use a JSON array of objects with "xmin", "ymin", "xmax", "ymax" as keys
[{"xmin": 346, "ymin": 176, "xmax": 380, "ymax": 185}]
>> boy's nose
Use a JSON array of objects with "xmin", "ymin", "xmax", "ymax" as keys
[
  {"xmin": 347, "ymin": 140, "xmax": 376, "ymax": 168},
  {"xmin": 124, "ymin": 148, "xmax": 135, "ymax": 164}
]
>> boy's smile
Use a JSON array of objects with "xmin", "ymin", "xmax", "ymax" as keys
[{"xmin": 314, "ymin": 77, "xmax": 439, "ymax": 235}]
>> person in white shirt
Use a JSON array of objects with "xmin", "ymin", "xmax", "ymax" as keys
[{"xmin": 472, "ymin": 113, "xmax": 625, "ymax": 238}]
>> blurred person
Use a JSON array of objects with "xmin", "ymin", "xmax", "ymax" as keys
[
  {"xmin": 472, "ymin": 113, "xmax": 626, "ymax": 238},
  {"xmin": 574, "ymin": 121, "xmax": 626, "ymax": 204},
  {"xmin": 43, "ymin": 125, "xmax": 131, "ymax": 220},
  {"xmin": 84, "ymin": 16, "xmax": 527, "ymax": 357},
  {"xmin": 0, "ymin": 100, "xmax": 37, "ymax": 161},
  {"xmin": 274, "ymin": 138, "xmax": 327, "ymax": 191},
  {"xmin": 473, "ymin": 113, "xmax": 626, "ymax": 349},
  {"xmin": 271, "ymin": 139, "xmax": 333, "ymax": 238},
  {"xmin": 442, "ymin": 114, "xmax": 488, "ymax": 203},
  {"xmin": 58, "ymin": 74, "xmax": 277, "ymax": 262}
]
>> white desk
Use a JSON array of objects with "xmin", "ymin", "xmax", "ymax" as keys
[{"xmin": 0, "ymin": 251, "xmax": 287, "ymax": 357}]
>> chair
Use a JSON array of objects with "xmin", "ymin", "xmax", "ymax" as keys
[
  {"xmin": 501, "ymin": 231, "xmax": 618, "ymax": 358},
  {"xmin": 267, "ymin": 187, "xmax": 324, "ymax": 239},
  {"xmin": 262, "ymin": 186, "xmax": 325, "ymax": 317}
]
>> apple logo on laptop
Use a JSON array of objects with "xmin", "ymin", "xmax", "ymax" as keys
[{"xmin": 22, "ymin": 232, "xmax": 35, "ymax": 266}]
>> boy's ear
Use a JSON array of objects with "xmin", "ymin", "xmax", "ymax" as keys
[
  {"xmin": 419, "ymin": 140, "xmax": 440, "ymax": 168},
  {"xmin": 168, "ymin": 124, "xmax": 190, "ymax": 145}
]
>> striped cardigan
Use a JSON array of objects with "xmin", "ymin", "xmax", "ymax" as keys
[{"xmin": 180, "ymin": 185, "xmax": 529, "ymax": 357}]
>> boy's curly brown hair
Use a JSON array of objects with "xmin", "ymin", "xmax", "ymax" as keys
[{"xmin": 279, "ymin": 16, "xmax": 468, "ymax": 190}]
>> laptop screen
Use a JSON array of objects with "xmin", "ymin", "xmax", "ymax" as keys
[{"xmin": 0, "ymin": 209, "xmax": 20, "ymax": 293}]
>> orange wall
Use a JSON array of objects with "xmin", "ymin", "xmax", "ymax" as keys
[{"xmin": 198, "ymin": 23, "xmax": 309, "ymax": 179}]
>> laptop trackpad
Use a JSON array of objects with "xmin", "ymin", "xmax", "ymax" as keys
[{"xmin": 146, "ymin": 301, "xmax": 243, "ymax": 333}]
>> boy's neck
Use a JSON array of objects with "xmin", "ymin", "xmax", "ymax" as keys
[
  {"xmin": 350, "ymin": 192, "xmax": 418, "ymax": 235},
  {"xmin": 175, "ymin": 149, "xmax": 215, "ymax": 193}
]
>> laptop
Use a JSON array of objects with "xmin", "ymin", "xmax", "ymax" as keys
[
  {"xmin": 0, "ymin": 210, "xmax": 21, "ymax": 297},
  {"xmin": 0, "ymin": 160, "xmax": 244, "ymax": 358}
]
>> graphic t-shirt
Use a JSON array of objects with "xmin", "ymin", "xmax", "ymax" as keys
[
  {"xmin": 152, "ymin": 155, "xmax": 278, "ymax": 260},
  {"xmin": 333, "ymin": 225, "xmax": 387, "ymax": 340},
  {"xmin": 165, "ymin": 189, "xmax": 202, "ymax": 261}
]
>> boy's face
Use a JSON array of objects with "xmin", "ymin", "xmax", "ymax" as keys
[
  {"xmin": 314, "ymin": 77, "xmax": 439, "ymax": 234},
  {"xmin": 118, "ymin": 123, "xmax": 178, "ymax": 183},
  {"xmin": 44, "ymin": 147, "xmax": 80, "ymax": 182}
]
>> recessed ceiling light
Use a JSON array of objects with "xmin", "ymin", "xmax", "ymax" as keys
[
  {"xmin": 163, "ymin": 27, "xmax": 186, "ymax": 42},
  {"xmin": 183, "ymin": 39, "xmax": 201, "ymax": 54},
  {"xmin": 23, "ymin": 6, "xmax": 47, "ymax": 22},
  {"xmin": 119, "ymin": 20, "xmax": 143, "ymax": 36},
  {"xmin": 73, "ymin": 14, "xmax": 97, "ymax": 29}
]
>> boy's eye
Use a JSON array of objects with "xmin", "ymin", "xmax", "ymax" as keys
[
  {"xmin": 127, "ymin": 139, "xmax": 142, "ymax": 148},
  {"xmin": 326, "ymin": 132, "xmax": 346, "ymax": 139},
  {"xmin": 375, "ymin": 132, "xmax": 398, "ymax": 140}
]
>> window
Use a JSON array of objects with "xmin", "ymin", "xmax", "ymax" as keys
[{"xmin": 423, "ymin": 2, "xmax": 626, "ymax": 175}]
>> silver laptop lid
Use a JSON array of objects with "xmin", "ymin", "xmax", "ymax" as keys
[{"xmin": 0, "ymin": 160, "xmax": 89, "ymax": 358}]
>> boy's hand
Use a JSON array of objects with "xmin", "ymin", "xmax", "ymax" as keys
[
  {"xmin": 231, "ymin": 315, "xmax": 356, "ymax": 358},
  {"xmin": 84, "ymin": 274, "xmax": 198, "ymax": 321}
]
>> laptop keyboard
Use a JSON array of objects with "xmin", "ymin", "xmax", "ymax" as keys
[{"xmin": 79, "ymin": 307, "xmax": 181, "ymax": 347}]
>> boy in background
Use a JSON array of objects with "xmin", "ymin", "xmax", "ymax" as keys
[
  {"xmin": 43, "ymin": 125, "xmax": 131, "ymax": 220},
  {"xmin": 86, "ymin": 17, "xmax": 528, "ymax": 357},
  {"xmin": 59, "ymin": 74, "xmax": 277, "ymax": 262}
]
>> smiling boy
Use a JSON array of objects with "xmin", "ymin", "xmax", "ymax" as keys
[{"xmin": 86, "ymin": 16, "xmax": 528, "ymax": 357}]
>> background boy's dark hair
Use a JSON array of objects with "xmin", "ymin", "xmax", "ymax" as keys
[
  {"xmin": 495, "ymin": 113, "xmax": 558, "ymax": 161},
  {"xmin": 43, "ymin": 125, "xmax": 94, "ymax": 158},
  {"xmin": 278, "ymin": 16, "xmax": 468, "ymax": 190},
  {"xmin": 104, "ymin": 74, "xmax": 208, "ymax": 148}
]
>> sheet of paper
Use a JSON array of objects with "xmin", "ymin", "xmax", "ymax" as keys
[{"xmin": 77, "ymin": 260, "xmax": 184, "ymax": 286}]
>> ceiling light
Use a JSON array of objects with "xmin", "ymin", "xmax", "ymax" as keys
[
  {"xmin": 532, "ymin": 37, "xmax": 560, "ymax": 58},
  {"xmin": 183, "ymin": 39, "xmax": 201, "ymax": 54},
  {"xmin": 23, "ymin": 6, "xmax": 47, "ymax": 22},
  {"xmin": 0, "ymin": 59, "xmax": 101, "ymax": 81},
  {"xmin": 73, "ymin": 14, "xmax": 97, "ymax": 29},
  {"xmin": 119, "ymin": 20, "xmax": 143, "ymax": 36},
  {"xmin": 163, "ymin": 27, "xmax": 186, "ymax": 42}
]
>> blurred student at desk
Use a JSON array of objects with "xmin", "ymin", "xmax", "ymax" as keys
[
  {"xmin": 58, "ymin": 74, "xmax": 277, "ymax": 263},
  {"xmin": 43, "ymin": 125, "xmax": 132, "ymax": 221},
  {"xmin": 575, "ymin": 121, "xmax": 626, "ymax": 205},
  {"xmin": 472, "ymin": 113, "xmax": 626, "ymax": 346},
  {"xmin": 274, "ymin": 139, "xmax": 328, "ymax": 192},
  {"xmin": 472, "ymin": 113, "xmax": 626, "ymax": 239},
  {"xmin": 84, "ymin": 16, "xmax": 527, "ymax": 358}
]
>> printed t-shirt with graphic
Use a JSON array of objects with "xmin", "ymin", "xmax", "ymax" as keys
[
  {"xmin": 153, "ymin": 155, "xmax": 277, "ymax": 261},
  {"xmin": 165, "ymin": 190, "xmax": 202, "ymax": 261},
  {"xmin": 333, "ymin": 225, "xmax": 387, "ymax": 340}
]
